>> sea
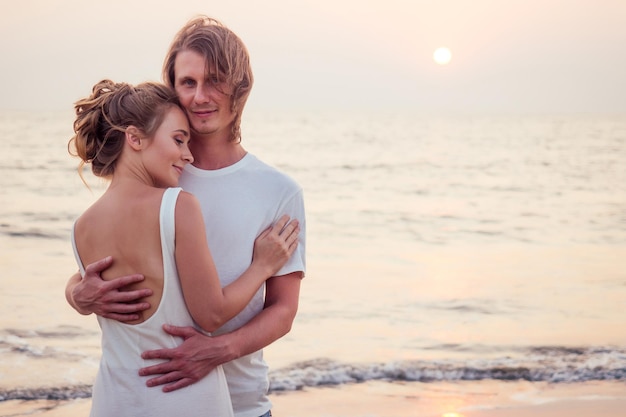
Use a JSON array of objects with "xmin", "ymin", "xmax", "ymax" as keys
[{"xmin": 0, "ymin": 109, "xmax": 625, "ymax": 415}]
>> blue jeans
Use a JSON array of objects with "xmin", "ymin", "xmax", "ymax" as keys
[{"xmin": 259, "ymin": 411, "xmax": 272, "ymax": 417}]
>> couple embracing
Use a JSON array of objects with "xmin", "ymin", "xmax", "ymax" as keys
[{"xmin": 66, "ymin": 15, "xmax": 306, "ymax": 417}]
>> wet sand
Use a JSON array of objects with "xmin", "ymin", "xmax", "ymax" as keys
[
  {"xmin": 270, "ymin": 381, "xmax": 626, "ymax": 417},
  {"xmin": 2, "ymin": 380, "xmax": 625, "ymax": 417}
]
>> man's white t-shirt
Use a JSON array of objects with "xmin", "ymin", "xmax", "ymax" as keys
[{"xmin": 179, "ymin": 153, "xmax": 306, "ymax": 417}]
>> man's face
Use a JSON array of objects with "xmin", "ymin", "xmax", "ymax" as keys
[{"xmin": 173, "ymin": 49, "xmax": 236, "ymax": 139}]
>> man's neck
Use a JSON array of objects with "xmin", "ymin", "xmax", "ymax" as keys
[{"xmin": 189, "ymin": 135, "xmax": 247, "ymax": 170}]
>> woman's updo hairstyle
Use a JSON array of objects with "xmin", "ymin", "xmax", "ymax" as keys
[{"xmin": 69, "ymin": 79, "xmax": 180, "ymax": 180}]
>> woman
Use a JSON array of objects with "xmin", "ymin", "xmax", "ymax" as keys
[{"xmin": 68, "ymin": 79, "xmax": 299, "ymax": 417}]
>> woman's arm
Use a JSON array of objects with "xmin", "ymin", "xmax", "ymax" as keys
[{"xmin": 174, "ymin": 192, "xmax": 299, "ymax": 332}]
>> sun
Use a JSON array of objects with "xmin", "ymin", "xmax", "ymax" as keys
[{"xmin": 433, "ymin": 47, "xmax": 452, "ymax": 65}]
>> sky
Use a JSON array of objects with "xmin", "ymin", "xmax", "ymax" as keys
[{"xmin": 1, "ymin": 0, "xmax": 625, "ymax": 113}]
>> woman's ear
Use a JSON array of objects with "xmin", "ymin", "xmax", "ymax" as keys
[{"xmin": 126, "ymin": 126, "xmax": 143, "ymax": 150}]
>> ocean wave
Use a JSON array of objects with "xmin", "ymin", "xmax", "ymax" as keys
[
  {"xmin": 268, "ymin": 346, "xmax": 626, "ymax": 391},
  {"xmin": 4, "ymin": 346, "xmax": 623, "ymax": 401},
  {"xmin": 0, "ymin": 228, "xmax": 66, "ymax": 240},
  {"xmin": 0, "ymin": 326, "xmax": 97, "ymax": 360},
  {"xmin": 0, "ymin": 385, "xmax": 92, "ymax": 402},
  {"xmin": 3, "ymin": 326, "xmax": 92, "ymax": 339}
]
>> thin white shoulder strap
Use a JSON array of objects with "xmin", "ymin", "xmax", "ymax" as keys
[
  {"xmin": 160, "ymin": 187, "xmax": 182, "ymax": 256},
  {"xmin": 70, "ymin": 221, "xmax": 86, "ymax": 276}
]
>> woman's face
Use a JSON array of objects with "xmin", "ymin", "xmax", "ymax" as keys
[{"xmin": 143, "ymin": 106, "xmax": 193, "ymax": 188}]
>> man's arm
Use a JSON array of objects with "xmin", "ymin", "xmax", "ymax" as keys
[
  {"xmin": 66, "ymin": 256, "xmax": 153, "ymax": 322},
  {"xmin": 139, "ymin": 272, "xmax": 302, "ymax": 392},
  {"xmin": 228, "ymin": 271, "xmax": 302, "ymax": 354}
]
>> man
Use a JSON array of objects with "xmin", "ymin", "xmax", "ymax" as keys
[{"xmin": 66, "ymin": 16, "xmax": 306, "ymax": 417}]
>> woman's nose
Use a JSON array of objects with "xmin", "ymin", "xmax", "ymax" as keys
[{"xmin": 182, "ymin": 145, "xmax": 194, "ymax": 164}]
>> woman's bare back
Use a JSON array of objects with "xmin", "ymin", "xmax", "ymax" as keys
[{"xmin": 74, "ymin": 185, "xmax": 167, "ymax": 323}]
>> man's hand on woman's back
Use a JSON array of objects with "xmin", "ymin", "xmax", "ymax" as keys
[{"xmin": 65, "ymin": 256, "xmax": 153, "ymax": 322}]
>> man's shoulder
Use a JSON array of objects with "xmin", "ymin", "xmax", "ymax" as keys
[{"xmin": 247, "ymin": 154, "xmax": 301, "ymax": 190}]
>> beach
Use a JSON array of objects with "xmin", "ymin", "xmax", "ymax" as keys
[
  {"xmin": 1, "ymin": 110, "xmax": 625, "ymax": 416},
  {"xmin": 2, "ymin": 381, "xmax": 626, "ymax": 416}
]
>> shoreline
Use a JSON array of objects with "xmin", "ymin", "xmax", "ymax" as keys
[
  {"xmin": 271, "ymin": 380, "xmax": 626, "ymax": 417},
  {"xmin": 2, "ymin": 380, "xmax": 625, "ymax": 417}
]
